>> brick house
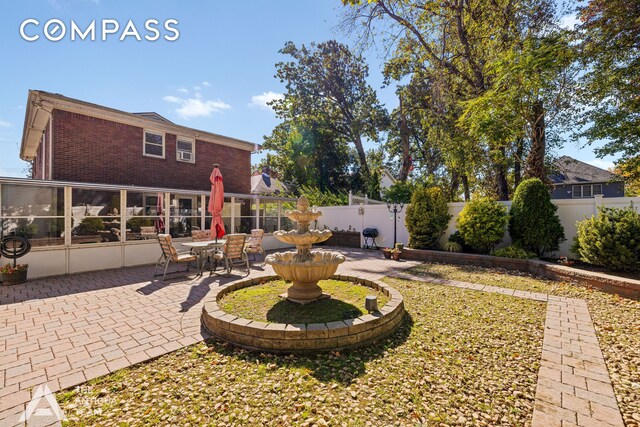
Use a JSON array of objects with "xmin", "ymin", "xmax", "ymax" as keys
[{"xmin": 20, "ymin": 90, "xmax": 256, "ymax": 193}]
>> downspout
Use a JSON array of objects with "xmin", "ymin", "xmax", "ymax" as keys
[
  {"xmin": 48, "ymin": 116, "xmax": 53, "ymax": 180},
  {"xmin": 41, "ymin": 130, "xmax": 46, "ymax": 179}
]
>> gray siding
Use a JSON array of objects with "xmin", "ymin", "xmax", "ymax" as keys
[{"xmin": 551, "ymin": 182, "xmax": 625, "ymax": 199}]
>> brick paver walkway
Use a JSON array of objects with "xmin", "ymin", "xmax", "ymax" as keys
[{"xmin": 0, "ymin": 249, "xmax": 625, "ymax": 426}]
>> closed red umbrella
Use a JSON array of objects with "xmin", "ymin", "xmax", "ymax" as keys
[
  {"xmin": 208, "ymin": 164, "xmax": 225, "ymax": 240},
  {"xmin": 154, "ymin": 192, "xmax": 164, "ymax": 233}
]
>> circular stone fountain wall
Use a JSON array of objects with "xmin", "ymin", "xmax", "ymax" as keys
[{"xmin": 201, "ymin": 275, "xmax": 406, "ymax": 353}]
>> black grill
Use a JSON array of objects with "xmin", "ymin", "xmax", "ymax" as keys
[
  {"xmin": 362, "ymin": 228, "xmax": 379, "ymax": 249},
  {"xmin": 362, "ymin": 228, "xmax": 378, "ymax": 238}
]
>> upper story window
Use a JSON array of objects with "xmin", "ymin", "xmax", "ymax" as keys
[
  {"xmin": 572, "ymin": 184, "xmax": 603, "ymax": 198},
  {"xmin": 176, "ymin": 138, "xmax": 195, "ymax": 163},
  {"xmin": 143, "ymin": 130, "xmax": 164, "ymax": 158}
]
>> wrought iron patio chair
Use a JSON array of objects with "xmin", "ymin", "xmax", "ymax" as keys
[
  {"xmin": 210, "ymin": 233, "xmax": 249, "ymax": 277},
  {"xmin": 244, "ymin": 229, "xmax": 266, "ymax": 266},
  {"xmin": 154, "ymin": 234, "xmax": 197, "ymax": 280}
]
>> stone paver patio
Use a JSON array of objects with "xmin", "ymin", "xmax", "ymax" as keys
[{"xmin": 0, "ymin": 248, "xmax": 626, "ymax": 426}]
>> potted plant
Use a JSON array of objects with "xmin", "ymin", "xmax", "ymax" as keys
[
  {"xmin": 1, "ymin": 263, "xmax": 29, "ymax": 285},
  {"xmin": 390, "ymin": 248, "xmax": 402, "ymax": 261},
  {"xmin": 382, "ymin": 248, "xmax": 392, "ymax": 259},
  {"xmin": 394, "ymin": 243, "xmax": 405, "ymax": 251}
]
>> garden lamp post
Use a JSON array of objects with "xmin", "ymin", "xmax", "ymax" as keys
[{"xmin": 387, "ymin": 201, "xmax": 404, "ymax": 247}]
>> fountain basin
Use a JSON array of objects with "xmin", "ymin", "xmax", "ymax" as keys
[
  {"xmin": 265, "ymin": 251, "xmax": 345, "ymax": 304},
  {"xmin": 272, "ymin": 229, "xmax": 333, "ymax": 246},
  {"xmin": 201, "ymin": 275, "xmax": 406, "ymax": 353}
]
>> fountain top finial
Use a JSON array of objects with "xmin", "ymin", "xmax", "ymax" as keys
[{"xmin": 297, "ymin": 196, "xmax": 310, "ymax": 212}]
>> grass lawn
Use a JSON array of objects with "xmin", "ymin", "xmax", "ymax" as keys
[
  {"xmin": 220, "ymin": 279, "xmax": 389, "ymax": 324},
  {"xmin": 409, "ymin": 263, "xmax": 640, "ymax": 427},
  {"xmin": 57, "ymin": 277, "xmax": 544, "ymax": 426}
]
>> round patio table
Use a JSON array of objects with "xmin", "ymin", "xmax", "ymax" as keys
[{"xmin": 181, "ymin": 240, "xmax": 226, "ymax": 275}]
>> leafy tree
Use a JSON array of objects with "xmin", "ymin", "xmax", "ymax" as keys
[
  {"xmin": 268, "ymin": 40, "xmax": 389, "ymax": 187},
  {"xmin": 262, "ymin": 124, "xmax": 354, "ymax": 193},
  {"xmin": 460, "ymin": 32, "xmax": 577, "ymax": 183},
  {"xmin": 572, "ymin": 205, "xmax": 640, "ymax": 271},
  {"xmin": 613, "ymin": 161, "xmax": 640, "ymax": 197},
  {"xmin": 457, "ymin": 198, "xmax": 508, "ymax": 254},
  {"xmin": 381, "ymin": 181, "xmax": 414, "ymax": 204},
  {"xmin": 405, "ymin": 186, "xmax": 451, "ymax": 249},
  {"xmin": 298, "ymin": 185, "xmax": 349, "ymax": 207},
  {"xmin": 342, "ymin": 0, "xmax": 568, "ymax": 199},
  {"xmin": 509, "ymin": 178, "xmax": 565, "ymax": 256},
  {"xmin": 577, "ymin": 0, "xmax": 640, "ymax": 176}
]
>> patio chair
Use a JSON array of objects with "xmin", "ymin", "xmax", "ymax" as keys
[
  {"xmin": 191, "ymin": 230, "xmax": 211, "ymax": 242},
  {"xmin": 210, "ymin": 233, "xmax": 249, "ymax": 277},
  {"xmin": 154, "ymin": 234, "xmax": 197, "ymax": 280},
  {"xmin": 244, "ymin": 229, "xmax": 266, "ymax": 266},
  {"xmin": 140, "ymin": 226, "xmax": 157, "ymax": 240}
]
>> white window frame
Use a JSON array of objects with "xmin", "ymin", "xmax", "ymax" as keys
[
  {"xmin": 176, "ymin": 137, "xmax": 195, "ymax": 163},
  {"xmin": 572, "ymin": 184, "xmax": 603, "ymax": 198},
  {"xmin": 143, "ymin": 130, "xmax": 165, "ymax": 159}
]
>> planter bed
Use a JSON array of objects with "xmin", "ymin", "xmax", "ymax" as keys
[
  {"xmin": 316, "ymin": 231, "xmax": 361, "ymax": 248},
  {"xmin": 401, "ymin": 248, "xmax": 640, "ymax": 299}
]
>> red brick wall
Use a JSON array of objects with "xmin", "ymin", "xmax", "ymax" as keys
[{"xmin": 50, "ymin": 110, "xmax": 250, "ymax": 193}]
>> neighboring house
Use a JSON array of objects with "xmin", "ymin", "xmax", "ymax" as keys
[
  {"xmin": 20, "ymin": 90, "xmax": 257, "ymax": 193},
  {"xmin": 548, "ymin": 156, "xmax": 624, "ymax": 199},
  {"xmin": 251, "ymin": 169, "xmax": 287, "ymax": 195},
  {"xmin": 380, "ymin": 169, "xmax": 397, "ymax": 191}
]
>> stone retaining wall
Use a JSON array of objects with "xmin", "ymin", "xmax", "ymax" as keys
[
  {"xmin": 201, "ymin": 275, "xmax": 406, "ymax": 353},
  {"xmin": 401, "ymin": 248, "xmax": 640, "ymax": 299}
]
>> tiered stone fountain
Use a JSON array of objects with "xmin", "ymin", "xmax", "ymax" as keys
[
  {"xmin": 201, "ymin": 195, "xmax": 407, "ymax": 353},
  {"xmin": 265, "ymin": 196, "xmax": 345, "ymax": 304}
]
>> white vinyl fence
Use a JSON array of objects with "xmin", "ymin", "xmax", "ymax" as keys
[{"xmin": 316, "ymin": 195, "xmax": 640, "ymax": 257}]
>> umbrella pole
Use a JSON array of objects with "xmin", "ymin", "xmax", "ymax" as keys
[{"xmin": 213, "ymin": 163, "xmax": 219, "ymax": 243}]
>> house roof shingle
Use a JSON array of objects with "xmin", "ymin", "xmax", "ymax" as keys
[{"xmin": 549, "ymin": 156, "xmax": 620, "ymax": 185}]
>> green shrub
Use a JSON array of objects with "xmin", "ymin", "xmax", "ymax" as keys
[
  {"xmin": 492, "ymin": 245, "xmax": 536, "ymax": 259},
  {"xmin": 447, "ymin": 231, "xmax": 475, "ymax": 253},
  {"xmin": 572, "ymin": 205, "xmax": 640, "ymax": 271},
  {"xmin": 14, "ymin": 219, "xmax": 38, "ymax": 238},
  {"xmin": 127, "ymin": 216, "xmax": 154, "ymax": 232},
  {"xmin": 405, "ymin": 186, "xmax": 451, "ymax": 249},
  {"xmin": 443, "ymin": 241, "xmax": 462, "ymax": 252},
  {"xmin": 509, "ymin": 178, "xmax": 565, "ymax": 256},
  {"xmin": 456, "ymin": 198, "xmax": 508, "ymax": 254},
  {"xmin": 74, "ymin": 217, "xmax": 105, "ymax": 235}
]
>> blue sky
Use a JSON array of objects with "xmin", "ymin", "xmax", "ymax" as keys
[{"xmin": 0, "ymin": 0, "xmax": 616, "ymax": 178}]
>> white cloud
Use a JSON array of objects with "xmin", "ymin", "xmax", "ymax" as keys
[
  {"xmin": 163, "ymin": 95, "xmax": 231, "ymax": 119},
  {"xmin": 177, "ymin": 88, "xmax": 188, "ymax": 94},
  {"xmin": 193, "ymin": 86, "xmax": 202, "ymax": 92},
  {"xmin": 162, "ymin": 95, "xmax": 182, "ymax": 104},
  {"xmin": 202, "ymin": 81, "xmax": 212, "ymax": 87},
  {"xmin": 0, "ymin": 119, "xmax": 11, "ymax": 128},
  {"xmin": 559, "ymin": 14, "xmax": 579, "ymax": 30},
  {"xmin": 249, "ymin": 91, "xmax": 284, "ymax": 111}
]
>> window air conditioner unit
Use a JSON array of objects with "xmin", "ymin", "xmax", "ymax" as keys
[{"xmin": 179, "ymin": 151, "xmax": 192, "ymax": 161}]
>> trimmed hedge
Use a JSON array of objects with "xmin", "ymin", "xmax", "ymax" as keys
[
  {"xmin": 572, "ymin": 205, "xmax": 640, "ymax": 271},
  {"xmin": 457, "ymin": 198, "xmax": 508, "ymax": 254},
  {"xmin": 405, "ymin": 187, "xmax": 451, "ymax": 250},
  {"xmin": 509, "ymin": 178, "xmax": 565, "ymax": 256}
]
